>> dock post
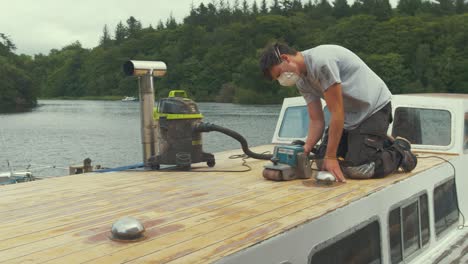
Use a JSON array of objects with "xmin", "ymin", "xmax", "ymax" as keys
[{"xmin": 68, "ymin": 158, "xmax": 93, "ymax": 175}]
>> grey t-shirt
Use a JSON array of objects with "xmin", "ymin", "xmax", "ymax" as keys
[{"xmin": 296, "ymin": 45, "xmax": 392, "ymax": 130}]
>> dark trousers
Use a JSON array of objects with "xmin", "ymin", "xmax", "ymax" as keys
[{"xmin": 320, "ymin": 102, "xmax": 402, "ymax": 178}]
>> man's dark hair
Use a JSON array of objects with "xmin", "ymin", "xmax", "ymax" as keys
[{"xmin": 259, "ymin": 42, "xmax": 298, "ymax": 80}]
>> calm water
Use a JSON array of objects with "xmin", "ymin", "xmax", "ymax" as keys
[{"xmin": 0, "ymin": 100, "xmax": 281, "ymax": 177}]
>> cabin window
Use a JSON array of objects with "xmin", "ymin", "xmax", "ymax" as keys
[
  {"xmin": 434, "ymin": 178, "xmax": 459, "ymax": 236},
  {"xmin": 279, "ymin": 105, "xmax": 331, "ymax": 139},
  {"xmin": 279, "ymin": 106, "xmax": 309, "ymax": 138},
  {"xmin": 309, "ymin": 220, "xmax": 381, "ymax": 264},
  {"xmin": 389, "ymin": 193, "xmax": 430, "ymax": 263},
  {"xmin": 392, "ymin": 107, "xmax": 451, "ymax": 146}
]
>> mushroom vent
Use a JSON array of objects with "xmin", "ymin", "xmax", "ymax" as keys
[{"xmin": 111, "ymin": 217, "xmax": 145, "ymax": 241}]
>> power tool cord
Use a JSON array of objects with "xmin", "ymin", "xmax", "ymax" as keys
[
  {"xmin": 417, "ymin": 155, "xmax": 468, "ymax": 229},
  {"xmin": 189, "ymin": 154, "xmax": 252, "ymax": 173},
  {"xmin": 189, "ymin": 151, "xmax": 271, "ymax": 173}
]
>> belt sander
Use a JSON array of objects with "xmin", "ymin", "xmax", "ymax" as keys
[{"xmin": 262, "ymin": 145, "xmax": 313, "ymax": 181}]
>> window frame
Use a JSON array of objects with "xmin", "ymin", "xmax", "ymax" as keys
[
  {"xmin": 463, "ymin": 112, "xmax": 468, "ymax": 153},
  {"xmin": 387, "ymin": 191, "xmax": 430, "ymax": 264},
  {"xmin": 390, "ymin": 105, "xmax": 455, "ymax": 151},
  {"xmin": 308, "ymin": 216, "xmax": 382, "ymax": 264}
]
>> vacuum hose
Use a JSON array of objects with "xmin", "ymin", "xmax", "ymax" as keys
[{"xmin": 194, "ymin": 122, "xmax": 273, "ymax": 160}]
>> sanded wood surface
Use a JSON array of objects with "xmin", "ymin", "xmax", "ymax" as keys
[{"xmin": 0, "ymin": 145, "xmax": 455, "ymax": 263}]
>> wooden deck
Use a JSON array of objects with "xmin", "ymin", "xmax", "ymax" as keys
[{"xmin": 0, "ymin": 145, "xmax": 454, "ymax": 264}]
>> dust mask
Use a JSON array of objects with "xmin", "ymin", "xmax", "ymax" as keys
[{"xmin": 278, "ymin": 72, "xmax": 300, "ymax": 87}]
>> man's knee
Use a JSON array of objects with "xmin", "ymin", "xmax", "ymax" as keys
[{"xmin": 342, "ymin": 162, "xmax": 375, "ymax": 179}]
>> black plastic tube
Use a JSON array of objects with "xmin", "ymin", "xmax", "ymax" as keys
[
  {"xmin": 94, "ymin": 163, "xmax": 144, "ymax": 173},
  {"xmin": 194, "ymin": 122, "xmax": 273, "ymax": 160}
]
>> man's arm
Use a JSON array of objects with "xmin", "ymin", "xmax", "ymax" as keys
[
  {"xmin": 304, "ymin": 100, "xmax": 325, "ymax": 156},
  {"xmin": 323, "ymin": 83, "xmax": 346, "ymax": 182}
]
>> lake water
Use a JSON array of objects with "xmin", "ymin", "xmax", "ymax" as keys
[{"xmin": 0, "ymin": 100, "xmax": 281, "ymax": 177}]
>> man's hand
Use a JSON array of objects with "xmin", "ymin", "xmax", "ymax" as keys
[
  {"xmin": 304, "ymin": 143, "xmax": 314, "ymax": 157},
  {"xmin": 323, "ymin": 158, "xmax": 346, "ymax": 183}
]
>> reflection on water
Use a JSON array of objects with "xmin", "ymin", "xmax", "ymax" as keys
[{"xmin": 0, "ymin": 100, "xmax": 280, "ymax": 177}]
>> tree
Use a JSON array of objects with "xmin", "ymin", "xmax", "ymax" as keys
[
  {"xmin": 126, "ymin": 16, "xmax": 142, "ymax": 37},
  {"xmin": 217, "ymin": 0, "xmax": 232, "ymax": 24},
  {"xmin": 0, "ymin": 60, "xmax": 35, "ymax": 111},
  {"xmin": 291, "ymin": 0, "xmax": 303, "ymax": 11},
  {"xmin": 374, "ymin": 0, "xmax": 392, "ymax": 20},
  {"xmin": 317, "ymin": 0, "xmax": 333, "ymax": 16},
  {"xmin": 0, "ymin": 33, "xmax": 16, "ymax": 55},
  {"xmin": 252, "ymin": 1, "xmax": 259, "ymax": 14},
  {"xmin": 156, "ymin": 20, "xmax": 165, "ymax": 30},
  {"xmin": 0, "ymin": 35, "xmax": 36, "ymax": 112},
  {"xmin": 99, "ymin": 24, "xmax": 112, "ymax": 47},
  {"xmin": 397, "ymin": 0, "xmax": 423, "ymax": 15},
  {"xmin": 365, "ymin": 53, "xmax": 410, "ymax": 93},
  {"xmin": 455, "ymin": 0, "xmax": 466, "ymax": 13},
  {"xmin": 166, "ymin": 13, "xmax": 177, "ymax": 29},
  {"xmin": 435, "ymin": 0, "xmax": 455, "ymax": 15},
  {"xmin": 242, "ymin": 0, "xmax": 250, "ymax": 14},
  {"xmin": 260, "ymin": 0, "xmax": 268, "ymax": 13},
  {"xmin": 281, "ymin": 0, "xmax": 293, "ymax": 13},
  {"xmin": 270, "ymin": 0, "xmax": 282, "ymax": 14},
  {"xmin": 333, "ymin": 0, "xmax": 351, "ymax": 18},
  {"xmin": 114, "ymin": 21, "xmax": 127, "ymax": 43}
]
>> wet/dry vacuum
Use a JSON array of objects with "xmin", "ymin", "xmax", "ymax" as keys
[{"xmin": 149, "ymin": 90, "xmax": 273, "ymax": 170}]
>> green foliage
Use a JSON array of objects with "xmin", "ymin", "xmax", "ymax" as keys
[
  {"xmin": 333, "ymin": 0, "xmax": 351, "ymax": 18},
  {"xmin": 99, "ymin": 24, "xmax": 112, "ymax": 47},
  {"xmin": 0, "ymin": 34, "xmax": 37, "ymax": 112},
  {"xmin": 2, "ymin": 3, "xmax": 468, "ymax": 109},
  {"xmin": 397, "ymin": 0, "xmax": 423, "ymax": 15},
  {"xmin": 364, "ymin": 53, "xmax": 410, "ymax": 93}
]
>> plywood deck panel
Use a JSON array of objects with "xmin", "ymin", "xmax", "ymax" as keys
[{"xmin": 0, "ymin": 145, "xmax": 454, "ymax": 263}]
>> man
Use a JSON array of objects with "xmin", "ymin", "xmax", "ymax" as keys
[{"xmin": 259, "ymin": 42, "xmax": 417, "ymax": 182}]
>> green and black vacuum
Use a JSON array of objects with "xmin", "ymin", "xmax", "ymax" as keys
[
  {"xmin": 149, "ymin": 90, "xmax": 275, "ymax": 170},
  {"xmin": 149, "ymin": 90, "xmax": 215, "ymax": 170}
]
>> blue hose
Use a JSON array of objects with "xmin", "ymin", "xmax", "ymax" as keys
[{"xmin": 94, "ymin": 163, "xmax": 145, "ymax": 173}]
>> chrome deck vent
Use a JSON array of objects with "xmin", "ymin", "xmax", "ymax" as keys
[{"xmin": 110, "ymin": 217, "xmax": 145, "ymax": 241}]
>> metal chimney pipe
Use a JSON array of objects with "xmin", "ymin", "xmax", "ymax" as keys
[{"xmin": 123, "ymin": 60, "xmax": 167, "ymax": 168}]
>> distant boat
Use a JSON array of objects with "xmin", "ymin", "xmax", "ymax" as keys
[
  {"xmin": 0, "ymin": 170, "xmax": 34, "ymax": 185},
  {"xmin": 121, "ymin": 96, "xmax": 138, "ymax": 102}
]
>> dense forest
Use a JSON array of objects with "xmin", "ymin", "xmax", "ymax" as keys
[
  {"xmin": 0, "ymin": 34, "xmax": 37, "ymax": 111},
  {"xmin": 1, "ymin": 0, "xmax": 468, "ymax": 110}
]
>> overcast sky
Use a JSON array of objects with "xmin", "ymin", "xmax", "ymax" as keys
[
  {"xmin": 1, "ymin": 0, "xmax": 205, "ymax": 55},
  {"xmin": 2, "ymin": 0, "xmax": 398, "ymax": 56}
]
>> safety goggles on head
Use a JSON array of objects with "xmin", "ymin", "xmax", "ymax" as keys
[{"xmin": 274, "ymin": 44, "xmax": 283, "ymax": 64}]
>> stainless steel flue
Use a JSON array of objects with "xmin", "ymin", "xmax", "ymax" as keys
[{"xmin": 123, "ymin": 60, "xmax": 167, "ymax": 168}]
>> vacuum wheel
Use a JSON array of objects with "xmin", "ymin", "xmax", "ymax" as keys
[{"xmin": 207, "ymin": 160, "xmax": 215, "ymax": 167}]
